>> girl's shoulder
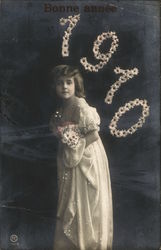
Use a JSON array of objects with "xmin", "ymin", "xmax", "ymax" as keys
[
  {"xmin": 75, "ymin": 97, "xmax": 100, "ymax": 122},
  {"xmin": 75, "ymin": 97, "xmax": 89, "ymax": 109},
  {"xmin": 74, "ymin": 97, "xmax": 95, "ymax": 116},
  {"xmin": 75, "ymin": 97, "xmax": 97, "ymax": 113}
]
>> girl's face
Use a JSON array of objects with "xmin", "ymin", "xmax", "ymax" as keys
[{"xmin": 55, "ymin": 76, "xmax": 75, "ymax": 100}]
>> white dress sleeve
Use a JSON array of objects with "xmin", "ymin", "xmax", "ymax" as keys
[{"xmin": 78, "ymin": 98, "xmax": 100, "ymax": 135}]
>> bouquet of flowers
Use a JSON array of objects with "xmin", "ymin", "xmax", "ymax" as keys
[{"xmin": 57, "ymin": 122, "xmax": 82, "ymax": 148}]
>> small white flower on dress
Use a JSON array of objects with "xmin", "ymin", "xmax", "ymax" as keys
[{"xmin": 64, "ymin": 228, "xmax": 71, "ymax": 237}]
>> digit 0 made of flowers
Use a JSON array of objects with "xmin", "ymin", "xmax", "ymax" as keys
[{"xmin": 109, "ymin": 99, "xmax": 150, "ymax": 138}]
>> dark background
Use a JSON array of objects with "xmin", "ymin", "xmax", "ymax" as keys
[{"xmin": 0, "ymin": 1, "xmax": 160, "ymax": 249}]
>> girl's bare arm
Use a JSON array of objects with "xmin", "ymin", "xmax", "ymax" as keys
[{"xmin": 85, "ymin": 130, "xmax": 99, "ymax": 147}]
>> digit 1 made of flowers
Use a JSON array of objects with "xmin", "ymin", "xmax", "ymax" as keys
[
  {"xmin": 104, "ymin": 67, "xmax": 139, "ymax": 104},
  {"xmin": 60, "ymin": 14, "xmax": 80, "ymax": 57},
  {"xmin": 109, "ymin": 99, "xmax": 150, "ymax": 138},
  {"xmin": 80, "ymin": 31, "xmax": 119, "ymax": 72}
]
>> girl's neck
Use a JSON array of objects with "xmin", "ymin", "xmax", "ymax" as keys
[{"xmin": 62, "ymin": 95, "xmax": 77, "ymax": 107}]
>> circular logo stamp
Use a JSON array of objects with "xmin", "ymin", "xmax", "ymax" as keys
[{"xmin": 10, "ymin": 234, "xmax": 18, "ymax": 243}]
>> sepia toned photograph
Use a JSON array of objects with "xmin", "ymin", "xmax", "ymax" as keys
[{"xmin": 0, "ymin": 1, "xmax": 160, "ymax": 250}]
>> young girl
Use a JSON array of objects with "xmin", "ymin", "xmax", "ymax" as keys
[{"xmin": 49, "ymin": 65, "xmax": 113, "ymax": 250}]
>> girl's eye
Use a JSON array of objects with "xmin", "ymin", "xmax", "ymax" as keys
[{"xmin": 66, "ymin": 79, "xmax": 72, "ymax": 84}]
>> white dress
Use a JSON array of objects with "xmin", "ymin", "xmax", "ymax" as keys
[{"xmin": 50, "ymin": 97, "xmax": 113, "ymax": 250}]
